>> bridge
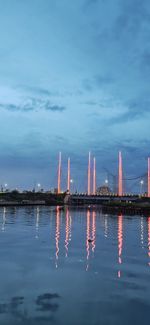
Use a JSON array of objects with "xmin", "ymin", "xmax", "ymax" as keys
[
  {"xmin": 64, "ymin": 193, "xmax": 140, "ymax": 205},
  {"xmin": 56, "ymin": 151, "xmax": 150, "ymax": 197}
]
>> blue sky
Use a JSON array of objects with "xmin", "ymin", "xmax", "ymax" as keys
[{"xmin": 0, "ymin": 0, "xmax": 150, "ymax": 191}]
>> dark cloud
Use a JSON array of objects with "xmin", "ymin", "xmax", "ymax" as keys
[
  {"xmin": 45, "ymin": 103, "xmax": 66, "ymax": 112},
  {"xmin": 141, "ymin": 50, "xmax": 150, "ymax": 68},
  {"xmin": 0, "ymin": 100, "xmax": 66, "ymax": 113},
  {"xmin": 82, "ymin": 78, "xmax": 94, "ymax": 92},
  {"xmin": 94, "ymin": 75, "xmax": 114, "ymax": 86},
  {"xmin": 84, "ymin": 100, "xmax": 97, "ymax": 106},
  {"xmin": 83, "ymin": 74, "xmax": 113, "ymax": 92},
  {"xmin": 23, "ymin": 86, "xmax": 60, "ymax": 97},
  {"xmin": 83, "ymin": 0, "xmax": 107, "ymax": 10},
  {"xmin": 84, "ymin": 0, "xmax": 99, "ymax": 6},
  {"xmin": 113, "ymin": 0, "xmax": 150, "ymax": 40},
  {"xmin": 109, "ymin": 98, "xmax": 150, "ymax": 124}
]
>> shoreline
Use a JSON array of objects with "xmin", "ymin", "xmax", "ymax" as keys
[{"xmin": 0, "ymin": 202, "xmax": 150, "ymax": 215}]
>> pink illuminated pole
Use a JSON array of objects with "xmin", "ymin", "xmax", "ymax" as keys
[
  {"xmin": 67, "ymin": 157, "xmax": 70, "ymax": 192},
  {"xmin": 148, "ymin": 158, "xmax": 150, "ymax": 198},
  {"xmin": 57, "ymin": 152, "xmax": 61, "ymax": 194},
  {"xmin": 88, "ymin": 152, "xmax": 91, "ymax": 195},
  {"xmin": 118, "ymin": 151, "xmax": 123, "ymax": 196},
  {"xmin": 93, "ymin": 157, "xmax": 96, "ymax": 195}
]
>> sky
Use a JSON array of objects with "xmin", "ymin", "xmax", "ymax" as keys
[{"xmin": 0, "ymin": 0, "xmax": 150, "ymax": 192}]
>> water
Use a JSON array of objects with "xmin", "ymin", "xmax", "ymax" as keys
[{"xmin": 0, "ymin": 206, "xmax": 150, "ymax": 325}]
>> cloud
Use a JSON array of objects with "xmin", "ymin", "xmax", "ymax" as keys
[
  {"xmin": 84, "ymin": 0, "xmax": 99, "ymax": 7},
  {"xmin": 0, "ymin": 99, "xmax": 66, "ymax": 113},
  {"xmin": 113, "ymin": 0, "xmax": 150, "ymax": 40},
  {"xmin": 94, "ymin": 75, "xmax": 114, "ymax": 86},
  {"xmin": 109, "ymin": 98, "xmax": 150, "ymax": 124},
  {"xmin": 141, "ymin": 50, "xmax": 150, "ymax": 69},
  {"xmin": 23, "ymin": 86, "xmax": 60, "ymax": 97},
  {"xmin": 82, "ymin": 74, "xmax": 114, "ymax": 92},
  {"xmin": 45, "ymin": 103, "xmax": 66, "ymax": 112}
]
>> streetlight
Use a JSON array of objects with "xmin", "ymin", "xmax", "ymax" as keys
[
  {"xmin": 105, "ymin": 179, "xmax": 108, "ymax": 185},
  {"xmin": 4, "ymin": 184, "xmax": 8, "ymax": 191},
  {"xmin": 70, "ymin": 179, "xmax": 74, "ymax": 193},
  {"xmin": 140, "ymin": 180, "xmax": 144, "ymax": 195},
  {"xmin": 37, "ymin": 183, "xmax": 41, "ymax": 192}
]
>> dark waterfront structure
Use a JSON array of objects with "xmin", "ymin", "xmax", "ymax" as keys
[
  {"xmin": 0, "ymin": 190, "xmax": 65, "ymax": 206},
  {"xmin": 1, "ymin": 190, "xmax": 150, "ymax": 213}
]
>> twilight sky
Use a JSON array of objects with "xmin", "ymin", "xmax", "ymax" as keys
[{"xmin": 0, "ymin": 0, "xmax": 150, "ymax": 192}]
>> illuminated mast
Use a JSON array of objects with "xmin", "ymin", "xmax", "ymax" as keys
[
  {"xmin": 93, "ymin": 157, "xmax": 96, "ymax": 195},
  {"xmin": 67, "ymin": 157, "xmax": 70, "ymax": 192},
  {"xmin": 88, "ymin": 152, "xmax": 91, "ymax": 195},
  {"xmin": 57, "ymin": 152, "xmax": 61, "ymax": 194},
  {"xmin": 148, "ymin": 158, "xmax": 150, "ymax": 198},
  {"xmin": 118, "ymin": 151, "xmax": 123, "ymax": 196}
]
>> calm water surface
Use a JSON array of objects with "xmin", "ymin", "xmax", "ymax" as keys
[{"xmin": 0, "ymin": 206, "xmax": 150, "ymax": 325}]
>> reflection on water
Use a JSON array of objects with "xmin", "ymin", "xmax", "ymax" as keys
[
  {"xmin": 104, "ymin": 214, "xmax": 108, "ymax": 238},
  {"xmin": 1, "ymin": 207, "xmax": 150, "ymax": 325},
  {"xmin": 141, "ymin": 216, "xmax": 144, "ymax": 248},
  {"xmin": 118, "ymin": 215, "xmax": 123, "ymax": 278},
  {"xmin": 65, "ymin": 207, "xmax": 71, "ymax": 258},
  {"xmin": 2, "ymin": 207, "xmax": 6, "ymax": 232},
  {"xmin": 92, "ymin": 211, "xmax": 96, "ymax": 253},
  {"xmin": 1, "ymin": 207, "xmax": 150, "ymax": 271},
  {"xmin": 148, "ymin": 216, "xmax": 150, "ymax": 265},
  {"xmin": 86, "ymin": 210, "xmax": 96, "ymax": 271},
  {"xmin": 55, "ymin": 206, "xmax": 60, "ymax": 268},
  {"xmin": 0, "ymin": 293, "xmax": 60, "ymax": 324},
  {"xmin": 86, "ymin": 210, "xmax": 90, "ymax": 267},
  {"xmin": 35, "ymin": 207, "xmax": 40, "ymax": 239}
]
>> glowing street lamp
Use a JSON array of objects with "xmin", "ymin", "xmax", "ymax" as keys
[
  {"xmin": 37, "ymin": 183, "xmax": 41, "ymax": 191},
  {"xmin": 70, "ymin": 179, "xmax": 74, "ymax": 193},
  {"xmin": 140, "ymin": 180, "xmax": 144, "ymax": 195}
]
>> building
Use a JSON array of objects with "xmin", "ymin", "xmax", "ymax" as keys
[{"xmin": 96, "ymin": 185, "xmax": 111, "ymax": 196}]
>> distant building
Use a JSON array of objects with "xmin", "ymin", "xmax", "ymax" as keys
[{"xmin": 96, "ymin": 185, "xmax": 111, "ymax": 195}]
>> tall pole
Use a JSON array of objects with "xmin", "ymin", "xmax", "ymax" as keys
[
  {"xmin": 148, "ymin": 157, "xmax": 150, "ymax": 198},
  {"xmin": 57, "ymin": 152, "xmax": 61, "ymax": 194},
  {"xmin": 88, "ymin": 151, "xmax": 91, "ymax": 195},
  {"xmin": 67, "ymin": 157, "xmax": 70, "ymax": 192},
  {"xmin": 93, "ymin": 157, "xmax": 96, "ymax": 195},
  {"xmin": 118, "ymin": 151, "xmax": 123, "ymax": 196}
]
